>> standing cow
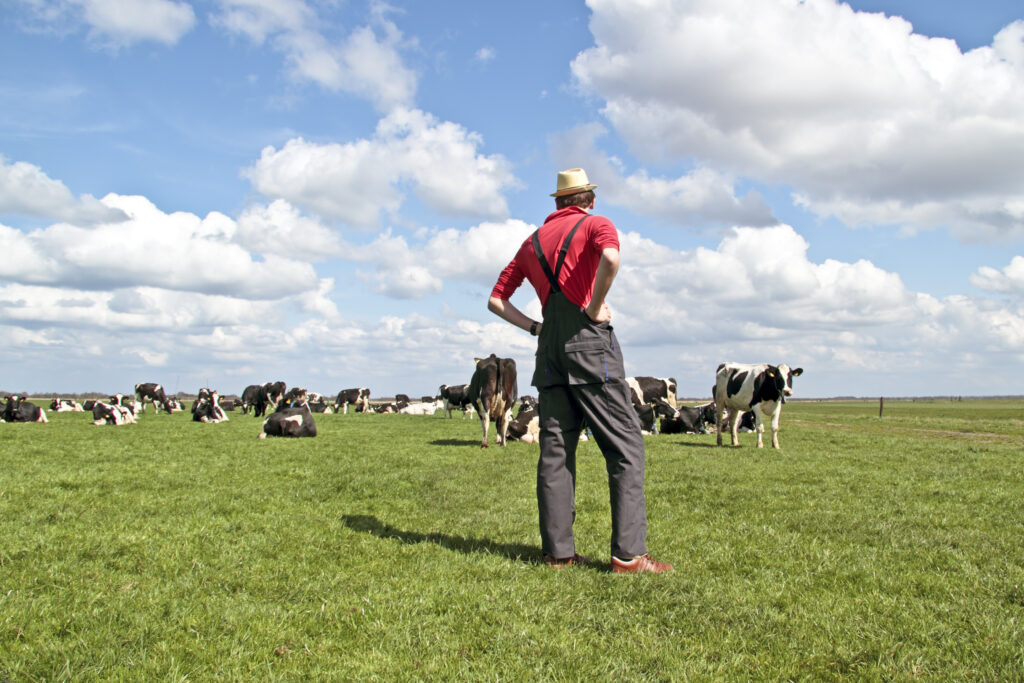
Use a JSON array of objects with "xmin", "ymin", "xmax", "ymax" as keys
[
  {"xmin": 134, "ymin": 383, "xmax": 173, "ymax": 414},
  {"xmin": 439, "ymin": 383, "xmax": 474, "ymax": 418},
  {"xmin": 714, "ymin": 362, "xmax": 803, "ymax": 449},
  {"xmin": 468, "ymin": 354, "xmax": 518, "ymax": 448},
  {"xmin": 334, "ymin": 387, "xmax": 371, "ymax": 414}
]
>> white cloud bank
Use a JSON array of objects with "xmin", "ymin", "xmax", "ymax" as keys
[
  {"xmin": 12, "ymin": 0, "xmax": 196, "ymax": 46},
  {"xmin": 572, "ymin": 0, "xmax": 1024, "ymax": 241},
  {"xmin": 245, "ymin": 108, "xmax": 520, "ymax": 229},
  {"xmin": 0, "ymin": 156, "xmax": 128, "ymax": 224}
]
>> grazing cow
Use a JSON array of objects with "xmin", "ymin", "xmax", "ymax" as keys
[
  {"xmin": 240, "ymin": 385, "xmax": 261, "ymax": 414},
  {"xmin": 439, "ymin": 383, "xmax": 475, "ymax": 418},
  {"xmin": 91, "ymin": 401, "xmax": 136, "ymax": 426},
  {"xmin": 50, "ymin": 398, "xmax": 84, "ymax": 412},
  {"xmin": 259, "ymin": 402, "xmax": 317, "ymax": 438},
  {"xmin": 2, "ymin": 396, "xmax": 49, "ymax": 423},
  {"xmin": 334, "ymin": 388, "xmax": 371, "ymax": 414},
  {"xmin": 659, "ymin": 405, "xmax": 710, "ymax": 435},
  {"xmin": 399, "ymin": 400, "xmax": 444, "ymax": 415},
  {"xmin": 714, "ymin": 362, "xmax": 804, "ymax": 449},
  {"xmin": 468, "ymin": 354, "xmax": 518, "ymax": 448},
  {"xmin": 134, "ymin": 382, "xmax": 173, "ymax": 414},
  {"xmin": 626, "ymin": 376, "xmax": 679, "ymax": 420},
  {"xmin": 192, "ymin": 389, "xmax": 229, "ymax": 423}
]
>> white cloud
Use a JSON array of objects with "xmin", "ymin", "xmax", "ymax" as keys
[
  {"xmin": 342, "ymin": 219, "xmax": 535, "ymax": 299},
  {"xmin": 475, "ymin": 46, "xmax": 496, "ymax": 63},
  {"xmin": 235, "ymin": 199, "xmax": 343, "ymax": 262},
  {"xmin": 13, "ymin": 0, "xmax": 195, "ymax": 46},
  {"xmin": 971, "ymin": 255, "xmax": 1024, "ymax": 296},
  {"xmin": 213, "ymin": 0, "xmax": 416, "ymax": 110},
  {"xmin": 245, "ymin": 108, "xmax": 519, "ymax": 228},
  {"xmin": 551, "ymin": 123, "xmax": 775, "ymax": 227},
  {"xmin": 572, "ymin": 0, "xmax": 1024, "ymax": 241},
  {"xmin": 0, "ymin": 156, "xmax": 128, "ymax": 224},
  {"xmin": 0, "ymin": 194, "xmax": 319, "ymax": 300}
]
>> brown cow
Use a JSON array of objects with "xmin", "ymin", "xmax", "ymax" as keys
[{"xmin": 468, "ymin": 354, "xmax": 518, "ymax": 448}]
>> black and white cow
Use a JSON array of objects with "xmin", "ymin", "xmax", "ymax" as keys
[
  {"xmin": 258, "ymin": 402, "xmax": 317, "ymax": 438},
  {"xmin": 49, "ymin": 397, "xmax": 84, "ymax": 412},
  {"xmin": 659, "ymin": 405, "xmax": 710, "ymax": 435},
  {"xmin": 2, "ymin": 396, "xmax": 48, "ymax": 423},
  {"xmin": 399, "ymin": 399, "xmax": 444, "ymax": 415},
  {"xmin": 626, "ymin": 376, "xmax": 678, "ymax": 419},
  {"xmin": 507, "ymin": 404, "xmax": 539, "ymax": 443},
  {"xmin": 134, "ymin": 383, "xmax": 173, "ymax": 414},
  {"xmin": 91, "ymin": 401, "xmax": 136, "ymax": 426},
  {"xmin": 279, "ymin": 387, "xmax": 309, "ymax": 409},
  {"xmin": 439, "ymin": 383, "xmax": 474, "ymax": 418},
  {"xmin": 334, "ymin": 387, "xmax": 370, "ymax": 414},
  {"xmin": 192, "ymin": 389, "xmax": 229, "ymax": 423},
  {"xmin": 240, "ymin": 385, "xmax": 261, "ymax": 414},
  {"xmin": 307, "ymin": 393, "xmax": 333, "ymax": 413},
  {"xmin": 714, "ymin": 362, "xmax": 803, "ymax": 449},
  {"xmin": 109, "ymin": 393, "xmax": 140, "ymax": 417},
  {"xmin": 468, "ymin": 354, "xmax": 518, "ymax": 448}
]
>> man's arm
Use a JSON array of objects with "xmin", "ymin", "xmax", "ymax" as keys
[
  {"xmin": 488, "ymin": 296, "xmax": 541, "ymax": 335},
  {"xmin": 584, "ymin": 247, "xmax": 619, "ymax": 322}
]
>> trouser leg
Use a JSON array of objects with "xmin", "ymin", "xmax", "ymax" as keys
[
  {"xmin": 571, "ymin": 379, "xmax": 648, "ymax": 559},
  {"xmin": 536, "ymin": 385, "xmax": 584, "ymax": 558}
]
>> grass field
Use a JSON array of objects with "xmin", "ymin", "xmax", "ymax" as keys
[{"xmin": 2, "ymin": 399, "xmax": 1022, "ymax": 680}]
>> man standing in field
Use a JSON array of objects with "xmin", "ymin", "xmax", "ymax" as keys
[{"xmin": 487, "ymin": 168, "xmax": 672, "ymax": 574}]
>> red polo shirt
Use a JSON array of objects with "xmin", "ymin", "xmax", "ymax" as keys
[{"xmin": 490, "ymin": 206, "xmax": 620, "ymax": 310}]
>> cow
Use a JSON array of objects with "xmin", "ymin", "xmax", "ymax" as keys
[
  {"xmin": 439, "ymin": 383, "xmax": 475, "ymax": 418},
  {"xmin": 279, "ymin": 387, "xmax": 309, "ymax": 409},
  {"xmin": 307, "ymin": 393, "xmax": 333, "ymax": 413},
  {"xmin": 334, "ymin": 388, "xmax": 370, "ymax": 415},
  {"xmin": 192, "ymin": 390, "xmax": 229, "ymax": 423},
  {"xmin": 507, "ymin": 404, "xmax": 539, "ymax": 443},
  {"xmin": 2, "ymin": 396, "xmax": 48, "ymax": 423},
  {"xmin": 49, "ymin": 397, "xmax": 84, "ymax": 412},
  {"xmin": 626, "ymin": 376, "xmax": 678, "ymax": 420},
  {"xmin": 109, "ymin": 393, "xmax": 140, "ymax": 417},
  {"xmin": 134, "ymin": 382, "xmax": 173, "ymax": 414},
  {"xmin": 714, "ymin": 362, "xmax": 804, "ymax": 449},
  {"xmin": 91, "ymin": 401, "xmax": 136, "ymax": 426},
  {"xmin": 659, "ymin": 405, "xmax": 711, "ymax": 435},
  {"xmin": 240, "ymin": 385, "xmax": 261, "ymax": 414},
  {"xmin": 399, "ymin": 400, "xmax": 444, "ymax": 415},
  {"xmin": 467, "ymin": 354, "xmax": 518, "ymax": 448},
  {"xmin": 258, "ymin": 402, "xmax": 317, "ymax": 438}
]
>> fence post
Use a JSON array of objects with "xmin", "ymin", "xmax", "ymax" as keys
[{"xmin": 879, "ymin": 396, "xmax": 884, "ymax": 418}]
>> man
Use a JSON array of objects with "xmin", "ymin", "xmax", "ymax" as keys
[{"xmin": 487, "ymin": 168, "xmax": 672, "ymax": 574}]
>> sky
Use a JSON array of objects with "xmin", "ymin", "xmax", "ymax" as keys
[{"xmin": 1, "ymin": 0, "xmax": 1022, "ymax": 400}]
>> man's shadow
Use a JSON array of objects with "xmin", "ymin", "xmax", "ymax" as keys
[{"xmin": 341, "ymin": 514, "xmax": 547, "ymax": 565}]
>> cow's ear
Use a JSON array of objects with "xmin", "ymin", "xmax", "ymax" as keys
[
  {"xmin": 792, "ymin": 368, "xmax": 803, "ymax": 376},
  {"xmin": 474, "ymin": 357, "xmax": 483, "ymax": 364}
]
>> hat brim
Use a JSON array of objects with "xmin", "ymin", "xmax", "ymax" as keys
[{"xmin": 550, "ymin": 184, "xmax": 597, "ymax": 197}]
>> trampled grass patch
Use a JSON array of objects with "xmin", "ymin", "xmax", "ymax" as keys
[{"xmin": 2, "ymin": 399, "xmax": 1022, "ymax": 680}]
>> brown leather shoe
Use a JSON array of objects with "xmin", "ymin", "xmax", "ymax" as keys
[
  {"xmin": 610, "ymin": 554, "xmax": 673, "ymax": 574},
  {"xmin": 544, "ymin": 553, "xmax": 592, "ymax": 569}
]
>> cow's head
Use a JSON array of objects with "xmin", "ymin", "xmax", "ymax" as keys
[{"xmin": 771, "ymin": 364, "xmax": 804, "ymax": 397}]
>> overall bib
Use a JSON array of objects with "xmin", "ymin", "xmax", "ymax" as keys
[{"xmin": 530, "ymin": 217, "xmax": 648, "ymax": 560}]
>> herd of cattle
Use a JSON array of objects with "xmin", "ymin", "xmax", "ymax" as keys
[{"xmin": 2, "ymin": 361, "xmax": 803, "ymax": 447}]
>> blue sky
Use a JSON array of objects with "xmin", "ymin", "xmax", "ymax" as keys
[{"xmin": 1, "ymin": 0, "xmax": 1022, "ymax": 400}]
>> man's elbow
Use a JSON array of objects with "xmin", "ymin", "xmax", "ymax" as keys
[{"xmin": 487, "ymin": 296, "xmax": 504, "ymax": 315}]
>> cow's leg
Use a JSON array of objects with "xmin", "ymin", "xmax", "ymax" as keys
[
  {"xmin": 475, "ymin": 399, "xmax": 490, "ymax": 447},
  {"xmin": 753, "ymin": 406, "xmax": 765, "ymax": 448},
  {"xmin": 770, "ymin": 408, "xmax": 781, "ymax": 449},
  {"xmin": 714, "ymin": 402, "xmax": 725, "ymax": 446},
  {"xmin": 729, "ymin": 410, "xmax": 741, "ymax": 447}
]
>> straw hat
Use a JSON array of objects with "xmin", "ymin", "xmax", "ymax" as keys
[{"xmin": 550, "ymin": 168, "xmax": 597, "ymax": 197}]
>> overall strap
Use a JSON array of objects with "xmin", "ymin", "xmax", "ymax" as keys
[{"xmin": 531, "ymin": 215, "xmax": 588, "ymax": 293}]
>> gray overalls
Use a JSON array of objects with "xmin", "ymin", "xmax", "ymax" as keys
[{"xmin": 530, "ymin": 217, "xmax": 648, "ymax": 560}]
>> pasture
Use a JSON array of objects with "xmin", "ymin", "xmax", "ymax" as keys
[{"xmin": 2, "ymin": 399, "xmax": 1022, "ymax": 680}]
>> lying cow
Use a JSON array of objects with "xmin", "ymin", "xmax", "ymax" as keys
[
  {"xmin": 399, "ymin": 400, "xmax": 444, "ymax": 415},
  {"xmin": 259, "ymin": 402, "xmax": 317, "ymax": 438},
  {"xmin": 50, "ymin": 397, "xmax": 84, "ymax": 412},
  {"xmin": 192, "ymin": 389, "xmax": 229, "ymax": 423},
  {"xmin": 468, "ymin": 354, "xmax": 517, "ymax": 448},
  {"xmin": 91, "ymin": 401, "xmax": 136, "ymax": 426},
  {"xmin": 134, "ymin": 382, "xmax": 173, "ymax": 414},
  {"xmin": 335, "ymin": 387, "xmax": 370, "ymax": 414},
  {"xmin": 109, "ymin": 393, "xmax": 140, "ymax": 418},
  {"xmin": 307, "ymin": 393, "xmax": 333, "ymax": 413},
  {"xmin": 507, "ymin": 404, "xmax": 539, "ymax": 443},
  {"xmin": 659, "ymin": 404, "xmax": 711, "ymax": 435},
  {"xmin": 2, "ymin": 396, "xmax": 48, "ymax": 423},
  {"xmin": 714, "ymin": 362, "xmax": 803, "ymax": 449}
]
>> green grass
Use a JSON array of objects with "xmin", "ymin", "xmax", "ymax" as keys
[{"xmin": 2, "ymin": 400, "xmax": 1023, "ymax": 680}]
